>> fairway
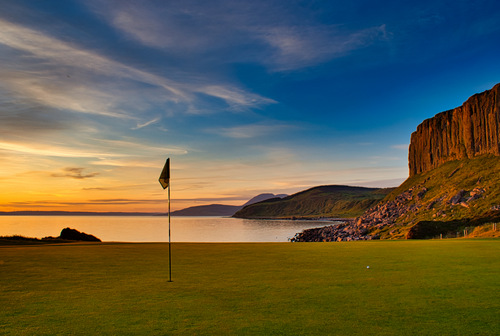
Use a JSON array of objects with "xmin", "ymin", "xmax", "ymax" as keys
[{"xmin": 1, "ymin": 240, "xmax": 499, "ymax": 335}]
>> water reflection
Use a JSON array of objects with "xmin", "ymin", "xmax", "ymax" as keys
[{"xmin": 0, "ymin": 216, "xmax": 338, "ymax": 242}]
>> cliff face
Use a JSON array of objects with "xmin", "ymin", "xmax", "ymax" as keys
[
  {"xmin": 409, "ymin": 84, "xmax": 500, "ymax": 176},
  {"xmin": 292, "ymin": 84, "xmax": 500, "ymax": 242}
]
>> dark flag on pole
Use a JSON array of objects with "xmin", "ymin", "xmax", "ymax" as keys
[
  {"xmin": 159, "ymin": 158, "xmax": 170, "ymax": 189},
  {"xmin": 159, "ymin": 157, "xmax": 172, "ymax": 282}
]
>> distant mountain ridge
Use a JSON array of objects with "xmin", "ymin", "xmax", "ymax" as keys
[
  {"xmin": 170, "ymin": 193, "xmax": 288, "ymax": 216},
  {"xmin": 0, "ymin": 211, "xmax": 160, "ymax": 216},
  {"xmin": 170, "ymin": 204, "xmax": 241, "ymax": 216},
  {"xmin": 0, "ymin": 193, "xmax": 288, "ymax": 217},
  {"xmin": 233, "ymin": 185, "xmax": 393, "ymax": 219},
  {"xmin": 242, "ymin": 193, "xmax": 288, "ymax": 207}
]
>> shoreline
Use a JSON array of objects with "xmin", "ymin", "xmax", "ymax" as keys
[{"xmin": 233, "ymin": 216, "xmax": 354, "ymax": 222}]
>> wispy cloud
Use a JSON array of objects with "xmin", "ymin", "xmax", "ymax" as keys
[
  {"xmin": 7, "ymin": 198, "xmax": 165, "ymax": 207},
  {"xmin": 132, "ymin": 117, "xmax": 161, "ymax": 130},
  {"xmin": 255, "ymin": 24, "xmax": 388, "ymax": 71},
  {"xmin": 0, "ymin": 18, "xmax": 185, "ymax": 99},
  {"xmin": 0, "ymin": 141, "xmax": 120, "ymax": 158},
  {"xmin": 206, "ymin": 122, "xmax": 294, "ymax": 139},
  {"xmin": 391, "ymin": 144, "xmax": 409, "ymax": 150},
  {"xmin": 91, "ymin": 0, "xmax": 389, "ymax": 72},
  {"xmin": 196, "ymin": 85, "xmax": 277, "ymax": 110},
  {"xmin": 0, "ymin": 16, "xmax": 274, "ymax": 120},
  {"xmin": 93, "ymin": 138, "xmax": 188, "ymax": 156},
  {"xmin": 51, "ymin": 167, "xmax": 100, "ymax": 179}
]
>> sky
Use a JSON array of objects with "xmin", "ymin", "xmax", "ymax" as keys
[{"xmin": 1, "ymin": 0, "xmax": 500, "ymax": 212}]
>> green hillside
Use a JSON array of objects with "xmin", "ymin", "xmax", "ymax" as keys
[
  {"xmin": 233, "ymin": 185, "xmax": 393, "ymax": 219},
  {"xmin": 362, "ymin": 154, "xmax": 500, "ymax": 239}
]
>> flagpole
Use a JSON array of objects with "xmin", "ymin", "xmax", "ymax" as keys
[
  {"xmin": 168, "ymin": 180, "xmax": 172, "ymax": 282},
  {"xmin": 159, "ymin": 157, "xmax": 172, "ymax": 282}
]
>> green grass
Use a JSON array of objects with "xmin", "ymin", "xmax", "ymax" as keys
[
  {"xmin": 387, "ymin": 155, "xmax": 500, "ymax": 223},
  {"xmin": 1, "ymin": 240, "xmax": 499, "ymax": 335},
  {"xmin": 369, "ymin": 155, "xmax": 500, "ymax": 239}
]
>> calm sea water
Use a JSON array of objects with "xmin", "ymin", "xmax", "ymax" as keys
[{"xmin": 0, "ymin": 216, "xmax": 336, "ymax": 242}]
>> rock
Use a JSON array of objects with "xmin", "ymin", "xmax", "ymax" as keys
[
  {"xmin": 468, "ymin": 187, "xmax": 485, "ymax": 202},
  {"xmin": 409, "ymin": 83, "xmax": 500, "ymax": 176},
  {"xmin": 59, "ymin": 228, "xmax": 101, "ymax": 242},
  {"xmin": 449, "ymin": 190, "xmax": 466, "ymax": 205},
  {"xmin": 426, "ymin": 200, "xmax": 437, "ymax": 209},
  {"xmin": 416, "ymin": 187, "xmax": 428, "ymax": 200}
]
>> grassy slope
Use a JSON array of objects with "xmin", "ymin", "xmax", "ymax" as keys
[
  {"xmin": 233, "ymin": 185, "xmax": 393, "ymax": 219},
  {"xmin": 373, "ymin": 154, "xmax": 500, "ymax": 238},
  {"xmin": 1, "ymin": 241, "xmax": 499, "ymax": 335}
]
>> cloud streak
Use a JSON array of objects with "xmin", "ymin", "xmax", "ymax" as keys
[
  {"xmin": 206, "ymin": 122, "xmax": 295, "ymax": 139},
  {"xmin": 254, "ymin": 24, "xmax": 388, "ymax": 71},
  {"xmin": 0, "ymin": 16, "xmax": 274, "ymax": 121},
  {"xmin": 0, "ymin": 141, "xmax": 121, "ymax": 158},
  {"xmin": 92, "ymin": 0, "xmax": 389, "ymax": 71},
  {"xmin": 51, "ymin": 167, "xmax": 100, "ymax": 179}
]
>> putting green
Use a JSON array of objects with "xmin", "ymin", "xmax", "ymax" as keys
[{"xmin": 1, "ymin": 240, "xmax": 499, "ymax": 335}]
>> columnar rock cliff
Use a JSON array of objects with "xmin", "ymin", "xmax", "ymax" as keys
[
  {"xmin": 409, "ymin": 84, "xmax": 500, "ymax": 176},
  {"xmin": 292, "ymin": 83, "xmax": 500, "ymax": 241}
]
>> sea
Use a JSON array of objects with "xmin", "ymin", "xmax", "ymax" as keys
[{"xmin": 0, "ymin": 216, "xmax": 337, "ymax": 242}]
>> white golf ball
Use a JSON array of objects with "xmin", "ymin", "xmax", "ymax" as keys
[{"xmin": 366, "ymin": 266, "xmax": 370, "ymax": 269}]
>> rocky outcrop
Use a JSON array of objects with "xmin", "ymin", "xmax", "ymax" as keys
[
  {"xmin": 291, "ymin": 186, "xmax": 427, "ymax": 241},
  {"xmin": 290, "ymin": 220, "xmax": 379, "ymax": 242},
  {"xmin": 59, "ymin": 227, "xmax": 101, "ymax": 242},
  {"xmin": 409, "ymin": 84, "xmax": 500, "ymax": 176}
]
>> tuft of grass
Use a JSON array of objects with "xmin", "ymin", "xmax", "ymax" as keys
[{"xmin": 1, "ymin": 240, "xmax": 499, "ymax": 335}]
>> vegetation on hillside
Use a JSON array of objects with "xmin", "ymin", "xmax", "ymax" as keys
[
  {"xmin": 367, "ymin": 154, "xmax": 500, "ymax": 239},
  {"xmin": 233, "ymin": 185, "xmax": 394, "ymax": 219}
]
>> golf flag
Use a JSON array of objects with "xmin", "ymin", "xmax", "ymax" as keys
[{"xmin": 159, "ymin": 158, "xmax": 170, "ymax": 189}]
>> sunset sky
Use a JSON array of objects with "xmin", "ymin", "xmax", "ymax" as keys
[{"xmin": 1, "ymin": 0, "xmax": 500, "ymax": 212}]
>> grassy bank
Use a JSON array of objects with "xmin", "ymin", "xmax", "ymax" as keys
[
  {"xmin": 233, "ymin": 185, "xmax": 393, "ymax": 219},
  {"xmin": 1, "ymin": 240, "xmax": 499, "ymax": 335}
]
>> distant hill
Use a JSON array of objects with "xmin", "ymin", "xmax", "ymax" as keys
[
  {"xmin": 170, "ymin": 193, "xmax": 287, "ymax": 216},
  {"xmin": 0, "ymin": 211, "xmax": 159, "ymax": 216},
  {"xmin": 170, "ymin": 204, "xmax": 241, "ymax": 216},
  {"xmin": 233, "ymin": 185, "xmax": 393, "ymax": 219},
  {"xmin": 242, "ymin": 193, "xmax": 288, "ymax": 207},
  {"xmin": 0, "ymin": 193, "xmax": 288, "ymax": 217}
]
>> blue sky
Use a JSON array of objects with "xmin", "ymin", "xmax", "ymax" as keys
[{"xmin": 1, "ymin": 0, "xmax": 500, "ymax": 211}]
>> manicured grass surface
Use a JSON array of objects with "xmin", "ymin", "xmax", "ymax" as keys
[{"xmin": 1, "ymin": 240, "xmax": 499, "ymax": 335}]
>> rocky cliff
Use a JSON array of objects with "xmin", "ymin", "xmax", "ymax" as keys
[
  {"xmin": 409, "ymin": 83, "xmax": 500, "ymax": 176},
  {"xmin": 293, "ymin": 83, "xmax": 500, "ymax": 241}
]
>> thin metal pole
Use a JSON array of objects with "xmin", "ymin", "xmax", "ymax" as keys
[{"xmin": 168, "ymin": 182, "xmax": 172, "ymax": 282}]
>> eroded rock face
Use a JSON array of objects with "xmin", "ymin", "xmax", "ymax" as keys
[{"xmin": 409, "ymin": 84, "xmax": 500, "ymax": 176}]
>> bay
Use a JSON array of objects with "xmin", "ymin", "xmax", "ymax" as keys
[{"xmin": 0, "ymin": 216, "xmax": 337, "ymax": 242}]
